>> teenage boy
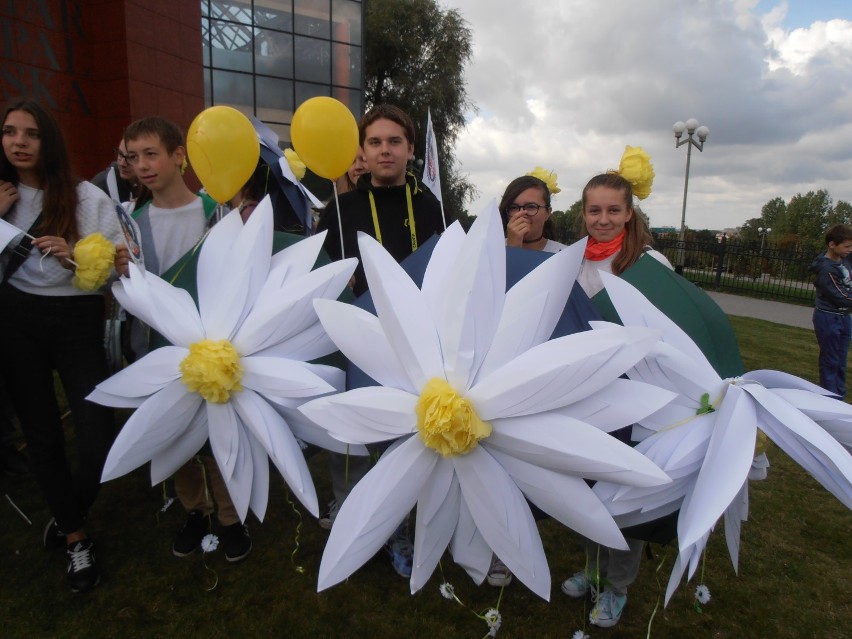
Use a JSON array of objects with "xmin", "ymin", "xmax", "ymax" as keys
[
  {"xmin": 316, "ymin": 104, "xmax": 449, "ymax": 578},
  {"xmin": 115, "ymin": 116, "xmax": 251, "ymax": 563},
  {"xmin": 91, "ymin": 138, "xmax": 138, "ymax": 205},
  {"xmin": 318, "ymin": 103, "xmax": 447, "ymax": 295},
  {"xmin": 810, "ymin": 224, "xmax": 852, "ymax": 398}
]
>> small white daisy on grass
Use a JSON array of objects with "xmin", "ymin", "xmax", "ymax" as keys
[
  {"xmin": 201, "ymin": 533, "xmax": 219, "ymax": 553},
  {"xmin": 484, "ymin": 608, "xmax": 501, "ymax": 636},
  {"xmin": 572, "ymin": 631, "xmax": 590, "ymax": 639},
  {"xmin": 439, "ymin": 582, "xmax": 455, "ymax": 600},
  {"xmin": 695, "ymin": 584, "xmax": 711, "ymax": 605}
]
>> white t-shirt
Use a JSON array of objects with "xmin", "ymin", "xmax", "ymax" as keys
[
  {"xmin": 3, "ymin": 181, "xmax": 123, "ymax": 296},
  {"xmin": 148, "ymin": 198, "xmax": 208, "ymax": 275}
]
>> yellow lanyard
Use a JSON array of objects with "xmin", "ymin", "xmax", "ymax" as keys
[{"xmin": 368, "ymin": 184, "xmax": 418, "ymax": 252}]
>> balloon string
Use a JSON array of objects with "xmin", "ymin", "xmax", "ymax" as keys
[
  {"xmin": 285, "ymin": 489, "xmax": 305, "ymax": 574},
  {"xmin": 333, "ymin": 180, "xmax": 345, "ymax": 258}
]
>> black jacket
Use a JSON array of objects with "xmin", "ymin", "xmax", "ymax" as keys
[
  {"xmin": 810, "ymin": 251, "xmax": 852, "ymax": 313},
  {"xmin": 317, "ymin": 172, "xmax": 449, "ymax": 296}
]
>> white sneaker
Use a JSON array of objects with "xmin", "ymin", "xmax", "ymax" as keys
[
  {"xmin": 561, "ymin": 570, "xmax": 593, "ymax": 598},
  {"xmin": 486, "ymin": 555, "xmax": 513, "ymax": 587},
  {"xmin": 590, "ymin": 590, "xmax": 627, "ymax": 628}
]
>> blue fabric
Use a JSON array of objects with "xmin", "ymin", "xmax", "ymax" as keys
[{"xmin": 813, "ymin": 308, "xmax": 852, "ymax": 397}]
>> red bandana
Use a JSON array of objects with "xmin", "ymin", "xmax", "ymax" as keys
[{"xmin": 584, "ymin": 230, "xmax": 625, "ymax": 261}]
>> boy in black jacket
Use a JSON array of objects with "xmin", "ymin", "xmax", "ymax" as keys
[
  {"xmin": 316, "ymin": 104, "xmax": 449, "ymax": 577},
  {"xmin": 810, "ymin": 224, "xmax": 852, "ymax": 397}
]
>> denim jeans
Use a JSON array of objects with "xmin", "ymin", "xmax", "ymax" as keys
[
  {"xmin": 0, "ymin": 283, "xmax": 115, "ymax": 534},
  {"xmin": 812, "ymin": 308, "xmax": 852, "ymax": 398}
]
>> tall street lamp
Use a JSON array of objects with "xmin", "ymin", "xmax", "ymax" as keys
[
  {"xmin": 758, "ymin": 226, "xmax": 771, "ymax": 253},
  {"xmin": 673, "ymin": 118, "xmax": 709, "ymax": 274}
]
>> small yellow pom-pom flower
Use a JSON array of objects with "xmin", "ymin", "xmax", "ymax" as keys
[
  {"xmin": 284, "ymin": 148, "xmax": 307, "ymax": 182},
  {"xmin": 180, "ymin": 339, "xmax": 244, "ymax": 403},
  {"xmin": 416, "ymin": 378, "xmax": 491, "ymax": 457},
  {"xmin": 72, "ymin": 232, "xmax": 116, "ymax": 291},
  {"xmin": 618, "ymin": 145, "xmax": 655, "ymax": 200},
  {"xmin": 526, "ymin": 166, "xmax": 561, "ymax": 195}
]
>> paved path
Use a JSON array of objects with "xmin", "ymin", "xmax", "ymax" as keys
[{"xmin": 706, "ymin": 291, "xmax": 813, "ymax": 330}]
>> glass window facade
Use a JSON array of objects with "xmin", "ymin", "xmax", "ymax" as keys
[{"xmin": 201, "ymin": 0, "xmax": 363, "ymax": 146}]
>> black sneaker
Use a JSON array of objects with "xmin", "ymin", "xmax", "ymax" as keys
[
  {"xmin": 172, "ymin": 510, "xmax": 209, "ymax": 557},
  {"xmin": 0, "ymin": 443, "xmax": 28, "ymax": 477},
  {"xmin": 43, "ymin": 517, "xmax": 66, "ymax": 550},
  {"xmin": 222, "ymin": 522, "xmax": 252, "ymax": 563},
  {"xmin": 66, "ymin": 539, "xmax": 100, "ymax": 592}
]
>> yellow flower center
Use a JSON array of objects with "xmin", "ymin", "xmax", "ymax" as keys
[
  {"xmin": 179, "ymin": 339, "xmax": 244, "ymax": 403},
  {"xmin": 416, "ymin": 378, "xmax": 491, "ymax": 457}
]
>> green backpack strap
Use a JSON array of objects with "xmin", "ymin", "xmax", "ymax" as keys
[{"xmin": 200, "ymin": 192, "xmax": 219, "ymax": 220}]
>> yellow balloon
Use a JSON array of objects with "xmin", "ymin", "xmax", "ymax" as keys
[
  {"xmin": 291, "ymin": 97, "xmax": 359, "ymax": 180},
  {"xmin": 187, "ymin": 106, "xmax": 259, "ymax": 203}
]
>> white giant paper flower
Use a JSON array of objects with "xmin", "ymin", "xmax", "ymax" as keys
[
  {"xmin": 590, "ymin": 272, "xmax": 852, "ymax": 603},
  {"xmin": 88, "ymin": 199, "xmax": 359, "ymax": 521},
  {"xmin": 300, "ymin": 206, "xmax": 674, "ymax": 599}
]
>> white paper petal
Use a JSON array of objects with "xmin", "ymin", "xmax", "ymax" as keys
[
  {"xmin": 232, "ymin": 389, "xmax": 319, "ymax": 517},
  {"xmin": 477, "ymin": 236, "xmax": 585, "ymax": 379},
  {"xmin": 489, "ymin": 448, "xmax": 628, "ymax": 550},
  {"xmin": 313, "ymin": 299, "xmax": 415, "ymax": 393},
  {"xmin": 486, "ymin": 413, "xmax": 670, "ymax": 487},
  {"xmin": 599, "ymin": 271, "xmax": 718, "ymax": 380},
  {"xmin": 112, "ymin": 263, "xmax": 205, "ymax": 346},
  {"xmin": 449, "ymin": 498, "xmax": 492, "ymax": 584},
  {"xmin": 427, "ymin": 204, "xmax": 505, "ymax": 391},
  {"xmin": 469, "ymin": 326, "xmax": 659, "ymax": 419},
  {"xmin": 678, "ymin": 384, "xmax": 756, "ymax": 551},
  {"xmin": 91, "ymin": 346, "xmax": 186, "ymax": 400},
  {"xmin": 300, "ymin": 387, "xmax": 418, "ymax": 444},
  {"xmin": 148, "ymin": 406, "xmax": 209, "ymax": 484},
  {"xmin": 233, "ymin": 258, "xmax": 358, "ymax": 356},
  {"xmin": 358, "ymin": 232, "xmax": 445, "ymax": 388},
  {"xmin": 241, "ymin": 356, "xmax": 336, "ymax": 401},
  {"xmin": 101, "ymin": 380, "xmax": 203, "ymax": 481},
  {"xmin": 411, "ymin": 460, "xmax": 460, "ymax": 594},
  {"xmin": 455, "ymin": 447, "xmax": 551, "ymax": 600},
  {"xmin": 318, "ymin": 437, "xmax": 437, "ymax": 591},
  {"xmin": 197, "ymin": 206, "xmax": 270, "ymax": 340}
]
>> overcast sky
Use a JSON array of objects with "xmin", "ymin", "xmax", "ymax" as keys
[{"xmin": 438, "ymin": 0, "xmax": 852, "ymax": 231}]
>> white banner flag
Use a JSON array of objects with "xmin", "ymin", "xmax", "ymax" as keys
[
  {"xmin": 0, "ymin": 217, "xmax": 23, "ymax": 253},
  {"xmin": 422, "ymin": 108, "xmax": 442, "ymax": 204}
]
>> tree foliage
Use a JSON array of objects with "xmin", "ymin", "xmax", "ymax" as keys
[
  {"xmin": 364, "ymin": 0, "xmax": 476, "ymax": 221},
  {"xmin": 749, "ymin": 190, "xmax": 852, "ymax": 252}
]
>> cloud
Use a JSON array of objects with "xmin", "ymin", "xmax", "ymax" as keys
[{"xmin": 440, "ymin": 0, "xmax": 852, "ymax": 230}]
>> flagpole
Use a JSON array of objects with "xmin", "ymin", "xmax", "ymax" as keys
[{"xmin": 423, "ymin": 108, "xmax": 446, "ymax": 230}]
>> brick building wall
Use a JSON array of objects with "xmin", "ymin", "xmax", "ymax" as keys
[{"xmin": 1, "ymin": 0, "xmax": 204, "ymax": 183}]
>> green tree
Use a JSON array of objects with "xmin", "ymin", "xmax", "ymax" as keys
[
  {"xmin": 760, "ymin": 197, "xmax": 786, "ymax": 229},
  {"xmin": 364, "ymin": 0, "xmax": 476, "ymax": 221},
  {"xmin": 827, "ymin": 200, "xmax": 852, "ymax": 227}
]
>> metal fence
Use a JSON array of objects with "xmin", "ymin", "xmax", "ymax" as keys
[{"xmin": 651, "ymin": 235, "xmax": 817, "ymax": 305}]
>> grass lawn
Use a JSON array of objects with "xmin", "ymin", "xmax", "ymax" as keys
[{"xmin": 0, "ymin": 316, "xmax": 849, "ymax": 638}]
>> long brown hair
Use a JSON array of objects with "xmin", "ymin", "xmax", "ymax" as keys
[
  {"xmin": 1, "ymin": 99, "xmax": 79, "ymax": 240},
  {"xmin": 580, "ymin": 172, "xmax": 652, "ymax": 275}
]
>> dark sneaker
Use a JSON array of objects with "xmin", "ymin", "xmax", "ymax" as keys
[
  {"xmin": 0, "ymin": 443, "xmax": 28, "ymax": 477},
  {"xmin": 383, "ymin": 520, "xmax": 413, "ymax": 578},
  {"xmin": 43, "ymin": 517, "xmax": 66, "ymax": 550},
  {"xmin": 318, "ymin": 499, "xmax": 339, "ymax": 530},
  {"xmin": 222, "ymin": 522, "xmax": 252, "ymax": 562},
  {"xmin": 172, "ymin": 510, "xmax": 209, "ymax": 557},
  {"xmin": 66, "ymin": 539, "xmax": 100, "ymax": 592}
]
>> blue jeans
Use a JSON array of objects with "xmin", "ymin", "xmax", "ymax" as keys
[
  {"xmin": 813, "ymin": 308, "xmax": 851, "ymax": 398},
  {"xmin": 0, "ymin": 284, "xmax": 115, "ymax": 534}
]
